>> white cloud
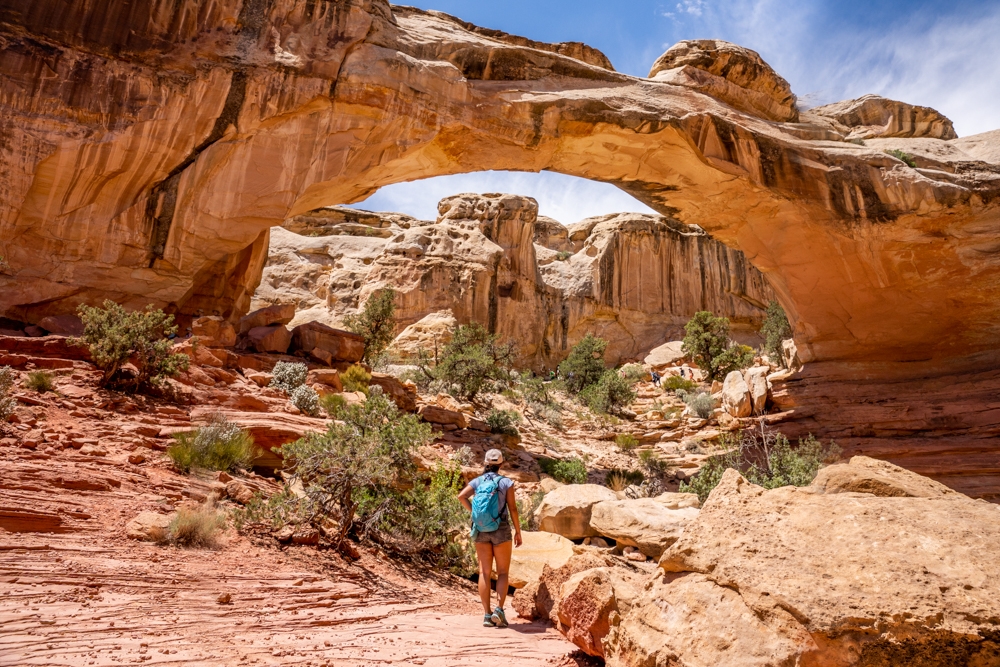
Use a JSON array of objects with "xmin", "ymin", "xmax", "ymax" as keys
[{"xmin": 346, "ymin": 171, "xmax": 657, "ymax": 225}]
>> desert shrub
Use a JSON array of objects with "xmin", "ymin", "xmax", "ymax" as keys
[
  {"xmin": 341, "ymin": 364, "xmax": 372, "ymax": 394},
  {"xmin": 760, "ymin": 300, "xmax": 792, "ymax": 367},
  {"xmin": 615, "ymin": 433, "xmax": 639, "ymax": 451},
  {"xmin": 539, "ymin": 457, "xmax": 588, "ymax": 484},
  {"xmin": 638, "ymin": 449, "xmax": 667, "ymax": 475},
  {"xmin": 168, "ymin": 415, "xmax": 257, "ymax": 474},
  {"xmin": 519, "ymin": 373, "xmax": 553, "ymax": 408},
  {"xmin": 434, "ymin": 323, "xmax": 516, "ymax": 401},
  {"xmin": 0, "ymin": 255, "xmax": 10, "ymax": 274},
  {"xmin": 25, "ymin": 370, "xmax": 55, "ymax": 393},
  {"xmin": 885, "ymin": 148, "xmax": 917, "ymax": 168},
  {"xmin": 680, "ymin": 426, "xmax": 841, "ymax": 502},
  {"xmin": 0, "ymin": 366, "xmax": 15, "ymax": 421},
  {"xmin": 619, "ymin": 363, "xmax": 647, "ymax": 384},
  {"xmin": 451, "ymin": 445, "xmax": 476, "ymax": 466},
  {"xmin": 343, "ymin": 287, "xmax": 397, "ymax": 363},
  {"xmin": 558, "ymin": 333, "xmax": 608, "ymax": 393},
  {"xmin": 320, "ymin": 393, "xmax": 347, "ymax": 417},
  {"xmin": 848, "ymin": 137, "xmax": 866, "ymax": 146},
  {"xmin": 167, "ymin": 505, "xmax": 226, "ymax": 548},
  {"xmin": 663, "ymin": 374, "xmax": 697, "ymax": 393},
  {"xmin": 714, "ymin": 344, "xmax": 755, "ymax": 378},
  {"xmin": 270, "ymin": 361, "xmax": 308, "ymax": 393},
  {"xmin": 580, "ymin": 369, "xmax": 636, "ymax": 416},
  {"xmin": 517, "ymin": 491, "xmax": 546, "ymax": 531},
  {"xmin": 681, "ymin": 391, "xmax": 714, "ymax": 419},
  {"xmin": 605, "ymin": 468, "xmax": 644, "ymax": 492},
  {"xmin": 555, "ymin": 250, "xmax": 572, "ymax": 261},
  {"xmin": 682, "ymin": 311, "xmax": 757, "ymax": 380},
  {"xmin": 291, "ymin": 384, "xmax": 320, "ymax": 416},
  {"xmin": 486, "ymin": 408, "xmax": 521, "ymax": 436},
  {"xmin": 278, "ymin": 387, "xmax": 434, "ymax": 547},
  {"xmin": 75, "ymin": 300, "xmax": 189, "ymax": 390}
]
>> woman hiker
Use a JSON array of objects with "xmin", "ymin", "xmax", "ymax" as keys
[{"xmin": 458, "ymin": 449, "xmax": 523, "ymax": 628}]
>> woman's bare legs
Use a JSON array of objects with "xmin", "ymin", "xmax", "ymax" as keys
[
  {"xmin": 492, "ymin": 540, "xmax": 513, "ymax": 609},
  {"xmin": 475, "ymin": 542, "xmax": 495, "ymax": 614}
]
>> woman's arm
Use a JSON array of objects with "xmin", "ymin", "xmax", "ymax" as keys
[
  {"xmin": 458, "ymin": 484, "xmax": 474, "ymax": 512},
  {"xmin": 506, "ymin": 485, "xmax": 523, "ymax": 547}
]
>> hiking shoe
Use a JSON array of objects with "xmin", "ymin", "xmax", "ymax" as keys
[
  {"xmin": 491, "ymin": 606, "xmax": 508, "ymax": 628},
  {"xmin": 483, "ymin": 614, "xmax": 496, "ymax": 627}
]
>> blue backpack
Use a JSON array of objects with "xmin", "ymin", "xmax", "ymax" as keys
[{"xmin": 470, "ymin": 474, "xmax": 507, "ymax": 537}]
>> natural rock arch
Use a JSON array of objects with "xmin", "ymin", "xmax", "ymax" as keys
[{"xmin": 2, "ymin": 0, "xmax": 1000, "ymax": 495}]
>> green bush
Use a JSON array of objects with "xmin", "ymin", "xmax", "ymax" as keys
[
  {"xmin": 620, "ymin": 363, "xmax": 647, "ymax": 384},
  {"xmin": 270, "ymin": 361, "xmax": 308, "ymax": 393},
  {"xmin": 638, "ymin": 449, "xmax": 667, "ymax": 475},
  {"xmin": 682, "ymin": 391, "xmax": 714, "ymax": 419},
  {"xmin": 605, "ymin": 468, "xmax": 644, "ymax": 492},
  {"xmin": 555, "ymin": 250, "xmax": 572, "ymax": 261},
  {"xmin": 517, "ymin": 490, "xmax": 546, "ymax": 531},
  {"xmin": 291, "ymin": 384, "xmax": 320, "ymax": 416},
  {"xmin": 341, "ymin": 364, "xmax": 372, "ymax": 394},
  {"xmin": 343, "ymin": 288, "xmax": 397, "ymax": 363},
  {"xmin": 25, "ymin": 370, "xmax": 55, "ymax": 393},
  {"xmin": 663, "ymin": 375, "xmax": 697, "ymax": 393},
  {"xmin": 682, "ymin": 311, "xmax": 755, "ymax": 381},
  {"xmin": 434, "ymin": 323, "xmax": 516, "ymax": 401},
  {"xmin": 885, "ymin": 148, "xmax": 917, "ymax": 168},
  {"xmin": 320, "ymin": 393, "xmax": 347, "ymax": 417},
  {"xmin": 580, "ymin": 369, "xmax": 637, "ymax": 415},
  {"xmin": 558, "ymin": 333, "xmax": 608, "ymax": 393},
  {"xmin": 760, "ymin": 300, "xmax": 792, "ymax": 367},
  {"xmin": 486, "ymin": 408, "xmax": 521, "ymax": 436},
  {"xmin": 680, "ymin": 429, "xmax": 841, "ymax": 503},
  {"xmin": 539, "ymin": 457, "xmax": 588, "ymax": 484},
  {"xmin": 167, "ymin": 505, "xmax": 226, "ymax": 549},
  {"xmin": 168, "ymin": 415, "xmax": 257, "ymax": 474},
  {"xmin": 279, "ymin": 386, "xmax": 434, "ymax": 547},
  {"xmin": 615, "ymin": 433, "xmax": 639, "ymax": 451},
  {"xmin": 0, "ymin": 366, "xmax": 15, "ymax": 421},
  {"xmin": 74, "ymin": 300, "xmax": 189, "ymax": 390}
]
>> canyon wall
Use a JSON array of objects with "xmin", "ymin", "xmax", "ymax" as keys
[
  {"xmin": 2, "ymin": 2, "xmax": 1000, "ymax": 495},
  {"xmin": 253, "ymin": 193, "xmax": 774, "ymax": 367}
]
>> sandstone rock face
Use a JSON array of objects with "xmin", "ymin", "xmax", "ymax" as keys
[
  {"xmin": 36, "ymin": 315, "xmax": 84, "ymax": 337},
  {"xmin": 604, "ymin": 469, "xmax": 1000, "ymax": 666},
  {"xmin": 256, "ymin": 196, "xmax": 773, "ymax": 368},
  {"xmin": 811, "ymin": 94, "xmax": 958, "ymax": 140},
  {"xmin": 812, "ymin": 455, "xmax": 962, "ymax": 498},
  {"xmin": 590, "ymin": 496, "xmax": 701, "ymax": 558},
  {"xmin": 239, "ymin": 305, "xmax": 296, "ymax": 337},
  {"xmin": 721, "ymin": 370, "xmax": 752, "ymax": 418},
  {"xmin": 289, "ymin": 322, "xmax": 364, "ymax": 364},
  {"xmin": 3, "ymin": 0, "xmax": 1000, "ymax": 495},
  {"xmin": 536, "ymin": 485, "xmax": 619, "ymax": 540},
  {"xmin": 505, "ymin": 531, "xmax": 575, "ymax": 589},
  {"xmin": 192, "ymin": 316, "xmax": 236, "ymax": 347},
  {"xmin": 557, "ymin": 567, "xmax": 644, "ymax": 659},
  {"xmin": 649, "ymin": 40, "xmax": 798, "ymax": 122},
  {"xmin": 247, "ymin": 325, "xmax": 291, "ymax": 355}
]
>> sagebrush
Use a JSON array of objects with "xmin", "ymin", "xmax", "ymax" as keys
[
  {"xmin": 0, "ymin": 366, "xmax": 15, "ymax": 421},
  {"xmin": 74, "ymin": 300, "xmax": 189, "ymax": 390},
  {"xmin": 167, "ymin": 506, "xmax": 226, "ymax": 548},
  {"xmin": 270, "ymin": 361, "xmax": 308, "ymax": 393},
  {"xmin": 291, "ymin": 384, "xmax": 320, "ymax": 416},
  {"xmin": 25, "ymin": 370, "xmax": 54, "ymax": 393},
  {"xmin": 168, "ymin": 415, "xmax": 257, "ymax": 473}
]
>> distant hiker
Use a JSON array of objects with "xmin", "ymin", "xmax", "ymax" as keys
[
  {"xmin": 651, "ymin": 370, "xmax": 661, "ymax": 387},
  {"xmin": 458, "ymin": 449, "xmax": 522, "ymax": 628},
  {"xmin": 679, "ymin": 367, "xmax": 687, "ymax": 380}
]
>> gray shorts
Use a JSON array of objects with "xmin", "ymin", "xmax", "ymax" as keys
[{"xmin": 474, "ymin": 520, "xmax": 513, "ymax": 545}]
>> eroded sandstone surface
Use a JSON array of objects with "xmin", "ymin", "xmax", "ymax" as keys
[
  {"xmin": 2, "ymin": 1, "xmax": 1000, "ymax": 492},
  {"xmin": 253, "ymin": 193, "xmax": 773, "ymax": 367}
]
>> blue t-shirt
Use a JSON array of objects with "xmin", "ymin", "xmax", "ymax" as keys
[{"xmin": 469, "ymin": 473, "xmax": 515, "ymax": 519}]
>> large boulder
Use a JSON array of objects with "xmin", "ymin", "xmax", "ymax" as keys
[
  {"xmin": 290, "ymin": 322, "xmax": 364, "ymax": 364},
  {"xmin": 812, "ymin": 455, "xmax": 962, "ymax": 498},
  {"xmin": 649, "ymin": 40, "xmax": 798, "ymax": 122},
  {"xmin": 192, "ymin": 316, "xmax": 237, "ymax": 347},
  {"xmin": 36, "ymin": 314, "xmax": 84, "ymax": 336},
  {"xmin": 186, "ymin": 408, "xmax": 327, "ymax": 471},
  {"xmin": 512, "ymin": 548, "xmax": 616, "ymax": 620},
  {"xmin": 608, "ymin": 469, "xmax": 1000, "ymax": 666},
  {"xmin": 811, "ymin": 94, "xmax": 958, "ymax": 140},
  {"xmin": 239, "ymin": 304, "xmax": 295, "ymax": 336},
  {"xmin": 247, "ymin": 324, "xmax": 291, "ymax": 354},
  {"xmin": 126, "ymin": 511, "xmax": 172, "ymax": 541},
  {"xmin": 558, "ymin": 567, "xmax": 644, "ymax": 659},
  {"xmin": 416, "ymin": 404, "xmax": 467, "ymax": 428},
  {"xmin": 590, "ymin": 493, "xmax": 701, "ymax": 558},
  {"xmin": 369, "ymin": 373, "xmax": 418, "ymax": 412},
  {"xmin": 504, "ymin": 531, "xmax": 575, "ymax": 589},
  {"xmin": 743, "ymin": 365, "xmax": 770, "ymax": 415},
  {"xmin": 536, "ymin": 484, "xmax": 618, "ymax": 540},
  {"xmin": 305, "ymin": 368, "xmax": 342, "ymax": 392},
  {"xmin": 643, "ymin": 341, "xmax": 685, "ymax": 371},
  {"xmin": 721, "ymin": 370, "xmax": 752, "ymax": 418}
]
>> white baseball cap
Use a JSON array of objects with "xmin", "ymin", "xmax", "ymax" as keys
[{"xmin": 484, "ymin": 449, "xmax": 504, "ymax": 464}]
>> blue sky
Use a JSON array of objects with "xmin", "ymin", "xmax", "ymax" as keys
[{"xmin": 350, "ymin": 0, "xmax": 1000, "ymax": 223}]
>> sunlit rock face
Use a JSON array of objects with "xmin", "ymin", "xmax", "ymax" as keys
[
  {"xmin": 2, "ymin": 0, "xmax": 1000, "ymax": 495},
  {"xmin": 252, "ymin": 193, "xmax": 773, "ymax": 368}
]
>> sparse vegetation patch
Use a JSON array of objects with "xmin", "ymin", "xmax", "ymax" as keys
[{"xmin": 168, "ymin": 415, "xmax": 257, "ymax": 474}]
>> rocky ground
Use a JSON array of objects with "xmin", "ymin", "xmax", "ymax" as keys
[{"xmin": 0, "ymin": 328, "xmax": 727, "ymax": 666}]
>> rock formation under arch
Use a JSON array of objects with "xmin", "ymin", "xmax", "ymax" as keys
[{"xmin": 2, "ymin": 0, "xmax": 1000, "ymax": 495}]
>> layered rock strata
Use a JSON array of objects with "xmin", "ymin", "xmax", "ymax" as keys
[
  {"xmin": 2, "ymin": 1, "xmax": 1000, "ymax": 493},
  {"xmin": 253, "ymin": 193, "xmax": 774, "ymax": 366}
]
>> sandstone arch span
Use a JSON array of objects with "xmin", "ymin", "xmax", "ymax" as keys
[{"xmin": 2, "ymin": 0, "xmax": 1000, "ymax": 495}]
